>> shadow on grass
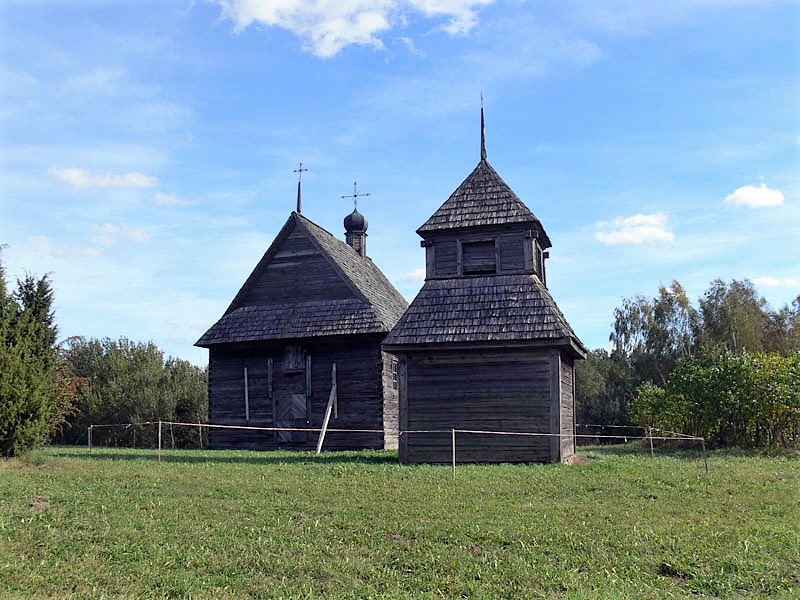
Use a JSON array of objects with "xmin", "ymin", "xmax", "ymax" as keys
[
  {"xmin": 579, "ymin": 442, "xmax": 706, "ymax": 460},
  {"xmin": 578, "ymin": 441, "xmax": 799, "ymax": 460},
  {"xmin": 47, "ymin": 447, "xmax": 400, "ymax": 466}
]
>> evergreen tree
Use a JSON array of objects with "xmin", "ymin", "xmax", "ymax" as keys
[{"xmin": 0, "ymin": 258, "xmax": 73, "ymax": 456}]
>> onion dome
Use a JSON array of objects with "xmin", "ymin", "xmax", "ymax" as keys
[{"xmin": 344, "ymin": 208, "xmax": 368, "ymax": 233}]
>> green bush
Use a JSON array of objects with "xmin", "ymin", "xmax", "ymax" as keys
[
  {"xmin": 59, "ymin": 336, "xmax": 207, "ymax": 448},
  {"xmin": 630, "ymin": 349, "xmax": 800, "ymax": 448}
]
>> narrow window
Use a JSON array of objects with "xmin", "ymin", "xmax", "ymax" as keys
[{"xmin": 391, "ymin": 359, "xmax": 399, "ymax": 390}]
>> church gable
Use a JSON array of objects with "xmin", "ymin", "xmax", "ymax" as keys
[
  {"xmin": 232, "ymin": 218, "xmax": 355, "ymax": 311},
  {"xmin": 197, "ymin": 212, "xmax": 407, "ymax": 347}
]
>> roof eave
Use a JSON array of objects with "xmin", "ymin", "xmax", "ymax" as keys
[{"xmin": 383, "ymin": 336, "xmax": 586, "ymax": 356}]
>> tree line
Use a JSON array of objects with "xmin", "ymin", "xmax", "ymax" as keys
[
  {"xmin": 1, "ymin": 256, "xmax": 207, "ymax": 456},
  {"xmin": 3, "ymin": 251, "xmax": 797, "ymax": 454},
  {"xmin": 576, "ymin": 279, "xmax": 800, "ymax": 447}
]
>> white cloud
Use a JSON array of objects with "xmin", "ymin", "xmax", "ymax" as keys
[
  {"xmin": 90, "ymin": 224, "xmax": 152, "ymax": 247},
  {"xmin": 724, "ymin": 182, "xmax": 784, "ymax": 208},
  {"xmin": 50, "ymin": 167, "xmax": 159, "ymax": 189},
  {"xmin": 396, "ymin": 35, "xmax": 424, "ymax": 57},
  {"xmin": 400, "ymin": 266, "xmax": 426, "ymax": 282},
  {"xmin": 408, "ymin": 0, "xmax": 493, "ymax": 35},
  {"xmin": 29, "ymin": 235, "xmax": 102, "ymax": 258},
  {"xmin": 216, "ymin": 0, "xmax": 493, "ymax": 58},
  {"xmin": 753, "ymin": 276, "xmax": 798, "ymax": 288},
  {"xmin": 594, "ymin": 213, "xmax": 675, "ymax": 245},
  {"xmin": 155, "ymin": 192, "xmax": 195, "ymax": 207}
]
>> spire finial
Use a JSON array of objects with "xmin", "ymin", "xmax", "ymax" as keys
[
  {"xmin": 341, "ymin": 181, "xmax": 370, "ymax": 209},
  {"xmin": 480, "ymin": 94, "xmax": 487, "ymax": 161},
  {"xmin": 293, "ymin": 162, "xmax": 308, "ymax": 213}
]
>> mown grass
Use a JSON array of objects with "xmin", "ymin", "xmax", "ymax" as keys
[{"xmin": 0, "ymin": 445, "xmax": 798, "ymax": 599}]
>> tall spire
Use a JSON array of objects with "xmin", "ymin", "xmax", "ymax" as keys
[
  {"xmin": 480, "ymin": 94, "xmax": 487, "ymax": 161},
  {"xmin": 293, "ymin": 162, "xmax": 307, "ymax": 213}
]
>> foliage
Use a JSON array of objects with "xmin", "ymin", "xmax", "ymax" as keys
[
  {"xmin": 1, "ymin": 446, "xmax": 797, "ymax": 598},
  {"xmin": 699, "ymin": 279, "xmax": 767, "ymax": 352},
  {"xmin": 0, "ymin": 260, "xmax": 75, "ymax": 457},
  {"xmin": 575, "ymin": 348, "xmax": 633, "ymax": 424},
  {"xmin": 59, "ymin": 336, "xmax": 207, "ymax": 447},
  {"xmin": 579, "ymin": 278, "xmax": 800, "ymax": 431},
  {"xmin": 610, "ymin": 280, "xmax": 699, "ymax": 386},
  {"xmin": 630, "ymin": 349, "xmax": 800, "ymax": 448}
]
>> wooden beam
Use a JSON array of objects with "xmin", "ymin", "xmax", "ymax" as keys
[{"xmin": 316, "ymin": 363, "xmax": 337, "ymax": 454}]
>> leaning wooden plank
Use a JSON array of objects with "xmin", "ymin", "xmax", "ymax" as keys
[{"xmin": 315, "ymin": 364, "xmax": 337, "ymax": 454}]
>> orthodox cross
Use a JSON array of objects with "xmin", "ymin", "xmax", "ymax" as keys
[
  {"xmin": 293, "ymin": 162, "xmax": 308, "ymax": 213},
  {"xmin": 341, "ymin": 181, "xmax": 370, "ymax": 209}
]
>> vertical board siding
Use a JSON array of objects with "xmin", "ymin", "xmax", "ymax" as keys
[
  {"xmin": 560, "ymin": 354, "xmax": 575, "ymax": 462},
  {"xmin": 208, "ymin": 338, "xmax": 386, "ymax": 450},
  {"xmin": 400, "ymin": 351, "xmax": 552, "ymax": 464},
  {"xmin": 381, "ymin": 351, "xmax": 400, "ymax": 450}
]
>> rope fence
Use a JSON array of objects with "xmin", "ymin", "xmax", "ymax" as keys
[{"xmin": 85, "ymin": 420, "xmax": 709, "ymax": 474}]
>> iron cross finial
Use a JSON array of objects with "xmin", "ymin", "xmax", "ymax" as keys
[
  {"xmin": 293, "ymin": 162, "xmax": 308, "ymax": 182},
  {"xmin": 294, "ymin": 162, "xmax": 308, "ymax": 214},
  {"xmin": 341, "ymin": 181, "xmax": 370, "ymax": 208}
]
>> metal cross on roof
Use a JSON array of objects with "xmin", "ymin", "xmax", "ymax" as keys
[
  {"xmin": 293, "ymin": 162, "xmax": 308, "ymax": 181},
  {"xmin": 293, "ymin": 162, "xmax": 308, "ymax": 213},
  {"xmin": 341, "ymin": 181, "xmax": 370, "ymax": 208}
]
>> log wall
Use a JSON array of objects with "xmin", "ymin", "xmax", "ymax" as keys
[
  {"xmin": 398, "ymin": 350, "xmax": 555, "ymax": 463},
  {"xmin": 208, "ymin": 335, "xmax": 389, "ymax": 451}
]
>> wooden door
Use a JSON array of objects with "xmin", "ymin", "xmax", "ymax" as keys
[{"xmin": 275, "ymin": 366, "xmax": 308, "ymax": 445}]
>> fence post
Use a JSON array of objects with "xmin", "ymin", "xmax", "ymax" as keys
[
  {"xmin": 648, "ymin": 426, "xmax": 654, "ymax": 457},
  {"xmin": 451, "ymin": 428, "xmax": 456, "ymax": 478},
  {"xmin": 88, "ymin": 425, "xmax": 92, "ymax": 454},
  {"xmin": 701, "ymin": 437, "xmax": 708, "ymax": 475},
  {"xmin": 158, "ymin": 420, "xmax": 162, "ymax": 463}
]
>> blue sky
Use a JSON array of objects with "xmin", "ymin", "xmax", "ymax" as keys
[{"xmin": 1, "ymin": 0, "xmax": 798, "ymax": 365}]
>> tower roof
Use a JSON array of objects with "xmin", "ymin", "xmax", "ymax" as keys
[
  {"xmin": 383, "ymin": 273, "xmax": 586, "ymax": 356},
  {"xmin": 416, "ymin": 159, "xmax": 551, "ymax": 247}
]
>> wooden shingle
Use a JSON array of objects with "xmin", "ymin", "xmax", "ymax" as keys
[{"xmin": 417, "ymin": 159, "xmax": 552, "ymax": 248}]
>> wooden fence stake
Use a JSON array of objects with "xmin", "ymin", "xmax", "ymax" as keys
[
  {"xmin": 648, "ymin": 426, "xmax": 654, "ymax": 457},
  {"xmin": 158, "ymin": 420, "xmax": 162, "ymax": 463},
  {"xmin": 701, "ymin": 437, "xmax": 708, "ymax": 475},
  {"xmin": 88, "ymin": 425, "xmax": 92, "ymax": 454},
  {"xmin": 451, "ymin": 428, "xmax": 456, "ymax": 478}
]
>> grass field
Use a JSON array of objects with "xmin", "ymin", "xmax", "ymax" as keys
[{"xmin": 1, "ymin": 445, "xmax": 798, "ymax": 599}]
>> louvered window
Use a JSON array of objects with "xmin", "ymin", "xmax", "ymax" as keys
[{"xmin": 462, "ymin": 240, "xmax": 496, "ymax": 275}]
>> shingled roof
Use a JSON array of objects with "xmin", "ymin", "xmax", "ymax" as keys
[
  {"xmin": 383, "ymin": 274, "xmax": 586, "ymax": 356},
  {"xmin": 196, "ymin": 213, "xmax": 408, "ymax": 347},
  {"xmin": 417, "ymin": 159, "xmax": 552, "ymax": 248}
]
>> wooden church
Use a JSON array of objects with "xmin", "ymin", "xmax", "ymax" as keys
[
  {"xmin": 196, "ymin": 182, "xmax": 408, "ymax": 451},
  {"xmin": 383, "ymin": 109, "xmax": 586, "ymax": 464}
]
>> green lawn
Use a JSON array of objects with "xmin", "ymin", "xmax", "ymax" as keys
[{"xmin": 1, "ymin": 445, "xmax": 798, "ymax": 599}]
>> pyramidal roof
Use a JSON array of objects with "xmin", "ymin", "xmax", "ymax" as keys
[
  {"xmin": 196, "ymin": 212, "xmax": 408, "ymax": 347},
  {"xmin": 417, "ymin": 159, "xmax": 550, "ymax": 245},
  {"xmin": 383, "ymin": 274, "xmax": 586, "ymax": 356}
]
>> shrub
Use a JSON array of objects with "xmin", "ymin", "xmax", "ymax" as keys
[{"xmin": 631, "ymin": 349, "xmax": 800, "ymax": 448}]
